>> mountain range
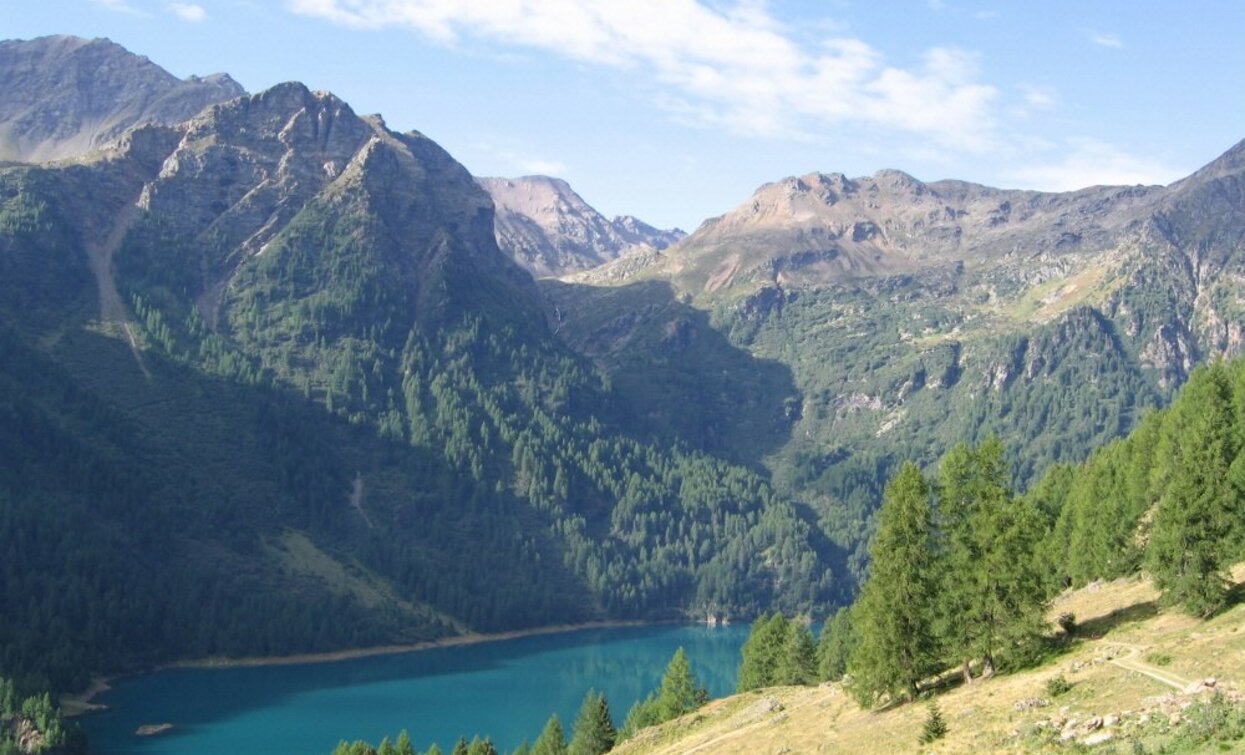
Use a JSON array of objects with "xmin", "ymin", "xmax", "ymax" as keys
[{"xmin": 1, "ymin": 34, "xmax": 1242, "ymax": 695}]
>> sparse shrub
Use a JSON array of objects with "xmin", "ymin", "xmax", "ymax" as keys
[
  {"xmin": 1172, "ymin": 692, "xmax": 1245, "ymax": 748},
  {"xmin": 1145, "ymin": 652, "xmax": 1172, "ymax": 667},
  {"xmin": 918, "ymin": 701, "xmax": 948, "ymax": 745},
  {"xmin": 1046, "ymin": 674, "xmax": 1072, "ymax": 697},
  {"xmin": 1057, "ymin": 612, "xmax": 1077, "ymax": 636}
]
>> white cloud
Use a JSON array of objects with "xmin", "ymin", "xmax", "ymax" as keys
[
  {"xmin": 91, "ymin": 0, "xmax": 147, "ymax": 15},
  {"xmin": 287, "ymin": 0, "xmax": 998, "ymax": 149},
  {"xmin": 472, "ymin": 141, "xmax": 569, "ymax": 177},
  {"xmin": 518, "ymin": 158, "xmax": 567, "ymax": 175},
  {"xmin": 1009, "ymin": 138, "xmax": 1182, "ymax": 191},
  {"xmin": 1021, "ymin": 85, "xmax": 1057, "ymax": 109},
  {"xmin": 1089, "ymin": 31, "xmax": 1123, "ymax": 48},
  {"xmin": 168, "ymin": 2, "xmax": 207, "ymax": 22}
]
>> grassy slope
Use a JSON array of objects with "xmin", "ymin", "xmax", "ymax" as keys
[{"xmin": 616, "ymin": 567, "xmax": 1245, "ymax": 754}]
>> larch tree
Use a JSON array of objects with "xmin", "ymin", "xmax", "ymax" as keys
[
  {"xmin": 736, "ymin": 614, "xmax": 789, "ymax": 692},
  {"xmin": 847, "ymin": 461, "xmax": 939, "ymax": 706},
  {"xmin": 532, "ymin": 715, "xmax": 568, "ymax": 755},
  {"xmin": 568, "ymin": 690, "xmax": 616, "ymax": 755},
  {"xmin": 1147, "ymin": 363, "xmax": 1239, "ymax": 616},
  {"xmin": 777, "ymin": 621, "xmax": 818, "ymax": 686},
  {"xmin": 656, "ymin": 647, "xmax": 701, "ymax": 720}
]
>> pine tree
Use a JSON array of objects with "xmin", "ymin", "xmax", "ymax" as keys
[
  {"xmin": 777, "ymin": 621, "xmax": 817, "ymax": 686},
  {"xmin": 619, "ymin": 694, "xmax": 660, "ymax": 740},
  {"xmin": 466, "ymin": 737, "xmax": 497, "ymax": 755},
  {"xmin": 656, "ymin": 647, "xmax": 701, "ymax": 720},
  {"xmin": 396, "ymin": 731, "xmax": 415, "ymax": 755},
  {"xmin": 451, "ymin": 737, "xmax": 469, "ymax": 755},
  {"xmin": 1147, "ymin": 363, "xmax": 1239, "ymax": 616},
  {"xmin": 532, "ymin": 714, "xmax": 568, "ymax": 755},
  {"xmin": 569, "ymin": 690, "xmax": 616, "ymax": 755},
  {"xmin": 918, "ymin": 700, "xmax": 948, "ymax": 744},
  {"xmin": 379, "ymin": 737, "xmax": 397, "ymax": 755},
  {"xmin": 816, "ymin": 607, "xmax": 855, "ymax": 682},
  {"xmin": 736, "ymin": 614, "xmax": 789, "ymax": 692},
  {"xmin": 936, "ymin": 439, "xmax": 1046, "ymax": 679},
  {"xmin": 935, "ymin": 442, "xmax": 981, "ymax": 684},
  {"xmin": 847, "ymin": 462, "xmax": 939, "ymax": 706}
]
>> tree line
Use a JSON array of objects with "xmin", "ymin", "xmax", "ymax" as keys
[{"xmin": 329, "ymin": 648, "xmax": 705, "ymax": 755}]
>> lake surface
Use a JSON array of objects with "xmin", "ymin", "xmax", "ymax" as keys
[{"xmin": 82, "ymin": 624, "xmax": 750, "ymax": 754}]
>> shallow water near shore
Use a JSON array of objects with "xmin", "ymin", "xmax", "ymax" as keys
[{"xmin": 82, "ymin": 623, "xmax": 750, "ymax": 754}]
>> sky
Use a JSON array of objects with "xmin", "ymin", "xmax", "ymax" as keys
[{"xmin": 4, "ymin": 1, "xmax": 1244, "ymax": 231}]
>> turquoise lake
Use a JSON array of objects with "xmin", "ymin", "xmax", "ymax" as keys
[{"xmin": 81, "ymin": 624, "xmax": 750, "ymax": 754}]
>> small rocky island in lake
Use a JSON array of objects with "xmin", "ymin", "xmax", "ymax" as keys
[{"xmin": 135, "ymin": 723, "xmax": 174, "ymax": 736}]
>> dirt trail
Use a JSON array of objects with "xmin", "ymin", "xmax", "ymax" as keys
[
  {"xmin": 1103, "ymin": 642, "xmax": 1191, "ymax": 690},
  {"xmin": 677, "ymin": 693, "xmax": 829, "ymax": 755},
  {"xmin": 84, "ymin": 199, "xmax": 150, "ymax": 378}
]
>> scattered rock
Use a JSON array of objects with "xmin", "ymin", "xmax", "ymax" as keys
[
  {"xmin": 754, "ymin": 696, "xmax": 784, "ymax": 714},
  {"xmin": 1084, "ymin": 716, "xmax": 1103, "ymax": 731},
  {"xmin": 1103, "ymin": 714, "xmax": 1120, "ymax": 727},
  {"xmin": 136, "ymin": 723, "xmax": 175, "ymax": 736},
  {"xmin": 1082, "ymin": 731, "xmax": 1114, "ymax": 746},
  {"xmin": 1014, "ymin": 697, "xmax": 1050, "ymax": 712}
]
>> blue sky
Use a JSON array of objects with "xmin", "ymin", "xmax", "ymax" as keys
[{"xmin": 4, "ymin": 0, "xmax": 1243, "ymax": 230}]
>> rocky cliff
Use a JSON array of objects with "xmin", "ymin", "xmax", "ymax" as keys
[
  {"xmin": 479, "ymin": 175, "xmax": 683, "ymax": 277},
  {"xmin": 0, "ymin": 35, "xmax": 244, "ymax": 163}
]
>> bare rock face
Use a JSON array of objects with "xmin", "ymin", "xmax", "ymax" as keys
[
  {"xmin": 668, "ymin": 167, "xmax": 1161, "ymax": 293},
  {"xmin": 0, "ymin": 35, "xmax": 245, "ymax": 163},
  {"xmin": 478, "ymin": 175, "xmax": 683, "ymax": 277}
]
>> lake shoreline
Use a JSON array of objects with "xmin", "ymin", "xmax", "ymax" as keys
[{"xmin": 61, "ymin": 619, "xmax": 659, "ymax": 716}]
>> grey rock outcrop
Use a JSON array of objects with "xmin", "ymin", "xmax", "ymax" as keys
[
  {"xmin": 0, "ymin": 35, "xmax": 245, "ymax": 163},
  {"xmin": 478, "ymin": 175, "xmax": 683, "ymax": 277}
]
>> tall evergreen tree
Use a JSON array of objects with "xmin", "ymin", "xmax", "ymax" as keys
[
  {"xmin": 1147, "ymin": 363, "xmax": 1239, "ymax": 616},
  {"xmin": 532, "ymin": 714, "xmax": 568, "ymax": 755},
  {"xmin": 656, "ymin": 647, "xmax": 701, "ymax": 720},
  {"xmin": 816, "ymin": 607, "xmax": 855, "ymax": 682},
  {"xmin": 569, "ymin": 690, "xmax": 616, "ymax": 755},
  {"xmin": 847, "ymin": 462, "xmax": 939, "ymax": 706},
  {"xmin": 736, "ymin": 613, "xmax": 789, "ymax": 692},
  {"xmin": 935, "ymin": 441, "xmax": 981, "ymax": 683},
  {"xmin": 776, "ymin": 621, "xmax": 817, "ymax": 686},
  {"xmin": 936, "ymin": 439, "xmax": 1046, "ymax": 679}
]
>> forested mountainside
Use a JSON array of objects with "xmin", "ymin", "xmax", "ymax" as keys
[
  {"xmin": 0, "ymin": 60, "xmax": 833, "ymax": 695},
  {"xmin": 2, "ymin": 33, "xmax": 1244, "ymax": 725},
  {"xmin": 547, "ymin": 139, "xmax": 1245, "ymax": 577}
]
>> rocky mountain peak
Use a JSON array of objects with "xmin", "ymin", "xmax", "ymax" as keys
[
  {"xmin": 0, "ymin": 34, "xmax": 245, "ymax": 163},
  {"xmin": 478, "ymin": 174, "xmax": 683, "ymax": 277}
]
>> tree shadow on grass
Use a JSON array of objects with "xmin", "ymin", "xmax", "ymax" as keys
[{"xmin": 1074, "ymin": 600, "xmax": 1160, "ymax": 639}]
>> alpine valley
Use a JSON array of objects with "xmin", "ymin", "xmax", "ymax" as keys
[{"xmin": 1, "ymin": 33, "xmax": 1244, "ymax": 753}]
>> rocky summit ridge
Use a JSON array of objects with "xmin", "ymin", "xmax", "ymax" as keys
[
  {"xmin": 0, "ymin": 35, "xmax": 245, "ymax": 163},
  {"xmin": 479, "ymin": 174, "xmax": 684, "ymax": 277}
]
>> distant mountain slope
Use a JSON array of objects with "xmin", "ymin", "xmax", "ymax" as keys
[
  {"xmin": 479, "ymin": 175, "xmax": 683, "ymax": 277},
  {"xmin": 545, "ymin": 140, "xmax": 1245, "ymax": 575},
  {"xmin": 0, "ymin": 35, "xmax": 244, "ymax": 163},
  {"xmin": 0, "ymin": 44, "xmax": 833, "ymax": 692}
]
